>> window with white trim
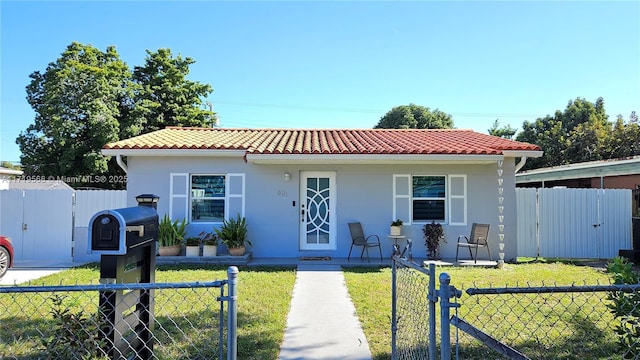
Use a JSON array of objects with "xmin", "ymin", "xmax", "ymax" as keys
[
  {"xmin": 412, "ymin": 176, "xmax": 446, "ymax": 221},
  {"xmin": 191, "ymin": 174, "xmax": 226, "ymax": 222},
  {"xmin": 393, "ymin": 174, "xmax": 466, "ymax": 225}
]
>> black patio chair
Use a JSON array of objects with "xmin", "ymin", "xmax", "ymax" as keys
[{"xmin": 347, "ymin": 222, "xmax": 383, "ymax": 262}]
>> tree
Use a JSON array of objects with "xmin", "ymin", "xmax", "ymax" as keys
[
  {"xmin": 516, "ymin": 97, "xmax": 613, "ymax": 169},
  {"xmin": 17, "ymin": 42, "xmax": 128, "ymax": 185},
  {"xmin": 374, "ymin": 104, "xmax": 454, "ymax": 129},
  {"xmin": 126, "ymin": 49, "xmax": 214, "ymax": 135},
  {"xmin": 0, "ymin": 162, "xmax": 21, "ymax": 171},
  {"xmin": 488, "ymin": 119, "xmax": 517, "ymax": 139},
  {"xmin": 16, "ymin": 43, "xmax": 216, "ymax": 189},
  {"xmin": 603, "ymin": 113, "xmax": 640, "ymax": 159}
]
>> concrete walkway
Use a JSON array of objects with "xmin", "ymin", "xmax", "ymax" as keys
[{"xmin": 278, "ymin": 264, "xmax": 372, "ymax": 360}]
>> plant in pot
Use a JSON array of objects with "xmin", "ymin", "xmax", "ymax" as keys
[
  {"xmin": 158, "ymin": 214, "xmax": 188, "ymax": 256},
  {"xmin": 423, "ymin": 221, "xmax": 446, "ymax": 260},
  {"xmin": 200, "ymin": 231, "xmax": 218, "ymax": 257},
  {"xmin": 214, "ymin": 214, "xmax": 251, "ymax": 256},
  {"xmin": 184, "ymin": 237, "xmax": 201, "ymax": 256},
  {"xmin": 390, "ymin": 219, "xmax": 403, "ymax": 236}
]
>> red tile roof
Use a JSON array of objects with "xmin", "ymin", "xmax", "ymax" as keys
[{"xmin": 104, "ymin": 127, "xmax": 541, "ymax": 155}]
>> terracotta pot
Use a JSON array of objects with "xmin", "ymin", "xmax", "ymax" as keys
[
  {"xmin": 203, "ymin": 245, "xmax": 217, "ymax": 257},
  {"xmin": 228, "ymin": 246, "xmax": 246, "ymax": 256},
  {"xmin": 159, "ymin": 245, "xmax": 181, "ymax": 256}
]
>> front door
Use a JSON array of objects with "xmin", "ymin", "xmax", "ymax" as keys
[{"xmin": 299, "ymin": 171, "xmax": 336, "ymax": 250}]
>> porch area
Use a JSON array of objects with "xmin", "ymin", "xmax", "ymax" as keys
[{"xmin": 154, "ymin": 254, "xmax": 498, "ymax": 268}]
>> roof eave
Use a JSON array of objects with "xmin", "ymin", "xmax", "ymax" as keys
[
  {"xmin": 246, "ymin": 154, "xmax": 505, "ymax": 165},
  {"xmin": 101, "ymin": 149, "xmax": 247, "ymax": 157},
  {"xmin": 502, "ymin": 150, "xmax": 543, "ymax": 158}
]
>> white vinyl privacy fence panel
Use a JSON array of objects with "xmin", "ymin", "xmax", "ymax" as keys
[
  {"xmin": 73, "ymin": 190, "xmax": 127, "ymax": 262},
  {"xmin": 0, "ymin": 189, "xmax": 73, "ymax": 261},
  {"xmin": 517, "ymin": 188, "xmax": 632, "ymax": 259},
  {"xmin": 0, "ymin": 189, "xmax": 127, "ymax": 263}
]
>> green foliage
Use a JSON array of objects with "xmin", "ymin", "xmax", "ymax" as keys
[
  {"xmin": 516, "ymin": 97, "xmax": 639, "ymax": 170},
  {"xmin": 17, "ymin": 43, "xmax": 215, "ymax": 189},
  {"xmin": 487, "ymin": 119, "xmax": 517, "ymax": 139},
  {"xmin": 198, "ymin": 231, "xmax": 218, "ymax": 246},
  {"xmin": 127, "ymin": 48, "xmax": 215, "ymax": 135},
  {"xmin": 18, "ymin": 42, "xmax": 128, "ymax": 187},
  {"xmin": 607, "ymin": 257, "xmax": 640, "ymax": 358},
  {"xmin": 184, "ymin": 237, "xmax": 201, "ymax": 246},
  {"xmin": 390, "ymin": 219, "xmax": 403, "ymax": 226},
  {"xmin": 41, "ymin": 294, "xmax": 106, "ymax": 359},
  {"xmin": 0, "ymin": 161, "xmax": 21, "ymax": 170},
  {"xmin": 158, "ymin": 214, "xmax": 188, "ymax": 247},
  {"xmin": 214, "ymin": 214, "xmax": 250, "ymax": 249},
  {"xmin": 374, "ymin": 103, "xmax": 454, "ymax": 129}
]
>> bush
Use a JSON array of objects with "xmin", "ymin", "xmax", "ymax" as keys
[{"xmin": 607, "ymin": 257, "xmax": 640, "ymax": 358}]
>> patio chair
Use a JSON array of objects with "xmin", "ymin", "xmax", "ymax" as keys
[
  {"xmin": 347, "ymin": 222, "xmax": 383, "ymax": 262},
  {"xmin": 455, "ymin": 223, "xmax": 491, "ymax": 264}
]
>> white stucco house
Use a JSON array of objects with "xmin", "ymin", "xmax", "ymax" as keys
[{"xmin": 102, "ymin": 127, "xmax": 542, "ymax": 261}]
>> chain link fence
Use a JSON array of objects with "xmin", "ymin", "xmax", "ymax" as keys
[
  {"xmin": 0, "ymin": 273, "xmax": 237, "ymax": 359},
  {"xmin": 391, "ymin": 256, "xmax": 640, "ymax": 360},
  {"xmin": 392, "ymin": 256, "xmax": 437, "ymax": 360},
  {"xmin": 454, "ymin": 283, "xmax": 640, "ymax": 360}
]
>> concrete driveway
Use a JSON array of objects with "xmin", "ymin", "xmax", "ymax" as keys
[{"xmin": 0, "ymin": 260, "xmax": 82, "ymax": 286}]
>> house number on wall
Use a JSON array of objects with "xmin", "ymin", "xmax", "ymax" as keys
[{"xmin": 277, "ymin": 189, "xmax": 288, "ymax": 198}]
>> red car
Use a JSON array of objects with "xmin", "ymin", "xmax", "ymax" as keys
[{"xmin": 0, "ymin": 235, "xmax": 14, "ymax": 278}]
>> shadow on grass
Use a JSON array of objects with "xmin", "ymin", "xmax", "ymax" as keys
[{"xmin": 456, "ymin": 303, "xmax": 620, "ymax": 360}]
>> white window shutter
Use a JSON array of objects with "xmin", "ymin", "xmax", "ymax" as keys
[
  {"xmin": 170, "ymin": 173, "xmax": 189, "ymax": 220},
  {"xmin": 393, "ymin": 174, "xmax": 411, "ymax": 225},
  {"xmin": 448, "ymin": 174, "xmax": 467, "ymax": 226},
  {"xmin": 227, "ymin": 173, "xmax": 245, "ymax": 219}
]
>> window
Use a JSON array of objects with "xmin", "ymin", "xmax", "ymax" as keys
[
  {"xmin": 412, "ymin": 176, "xmax": 446, "ymax": 221},
  {"xmin": 393, "ymin": 174, "xmax": 466, "ymax": 225},
  {"xmin": 191, "ymin": 175, "xmax": 225, "ymax": 222}
]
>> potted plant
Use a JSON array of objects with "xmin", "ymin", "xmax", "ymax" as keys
[
  {"xmin": 200, "ymin": 231, "xmax": 218, "ymax": 257},
  {"xmin": 158, "ymin": 214, "xmax": 188, "ymax": 256},
  {"xmin": 390, "ymin": 219, "xmax": 403, "ymax": 236},
  {"xmin": 423, "ymin": 221, "xmax": 445, "ymax": 260},
  {"xmin": 214, "ymin": 214, "xmax": 251, "ymax": 256},
  {"xmin": 184, "ymin": 237, "xmax": 201, "ymax": 256}
]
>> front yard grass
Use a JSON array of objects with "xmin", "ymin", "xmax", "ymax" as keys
[
  {"xmin": 344, "ymin": 261, "xmax": 616, "ymax": 360},
  {"xmin": 0, "ymin": 264, "xmax": 297, "ymax": 360},
  {"xmin": 1, "ymin": 261, "xmax": 621, "ymax": 359}
]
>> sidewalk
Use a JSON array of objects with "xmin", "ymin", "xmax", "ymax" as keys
[{"xmin": 278, "ymin": 264, "xmax": 372, "ymax": 360}]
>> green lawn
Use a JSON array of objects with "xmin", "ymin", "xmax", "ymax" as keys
[
  {"xmin": 0, "ymin": 264, "xmax": 297, "ymax": 360},
  {"xmin": 0, "ymin": 261, "xmax": 623, "ymax": 360},
  {"xmin": 344, "ymin": 261, "xmax": 619, "ymax": 360}
]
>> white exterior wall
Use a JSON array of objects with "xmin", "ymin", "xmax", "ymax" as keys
[{"xmin": 125, "ymin": 156, "xmax": 517, "ymax": 260}]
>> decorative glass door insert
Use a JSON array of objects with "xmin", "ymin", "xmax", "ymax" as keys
[{"xmin": 300, "ymin": 172, "xmax": 336, "ymax": 250}]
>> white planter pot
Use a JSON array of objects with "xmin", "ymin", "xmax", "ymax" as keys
[
  {"xmin": 185, "ymin": 246, "xmax": 200, "ymax": 257},
  {"xmin": 390, "ymin": 226, "xmax": 402, "ymax": 236},
  {"xmin": 203, "ymin": 245, "xmax": 217, "ymax": 257}
]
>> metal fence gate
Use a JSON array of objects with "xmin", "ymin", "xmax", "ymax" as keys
[
  {"xmin": 0, "ymin": 189, "xmax": 127, "ymax": 263},
  {"xmin": 517, "ymin": 188, "xmax": 632, "ymax": 259},
  {"xmin": 392, "ymin": 256, "xmax": 639, "ymax": 359},
  {"xmin": 0, "ymin": 267, "xmax": 238, "ymax": 360}
]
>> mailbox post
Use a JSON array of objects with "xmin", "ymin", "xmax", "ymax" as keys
[{"xmin": 89, "ymin": 194, "xmax": 160, "ymax": 359}]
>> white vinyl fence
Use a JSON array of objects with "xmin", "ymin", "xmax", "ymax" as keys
[
  {"xmin": 0, "ymin": 190, "xmax": 127, "ymax": 263},
  {"xmin": 517, "ymin": 188, "xmax": 632, "ymax": 259},
  {"xmin": 73, "ymin": 190, "xmax": 128, "ymax": 262}
]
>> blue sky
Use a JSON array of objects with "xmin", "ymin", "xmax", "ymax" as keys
[{"xmin": 1, "ymin": 1, "xmax": 639, "ymax": 164}]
